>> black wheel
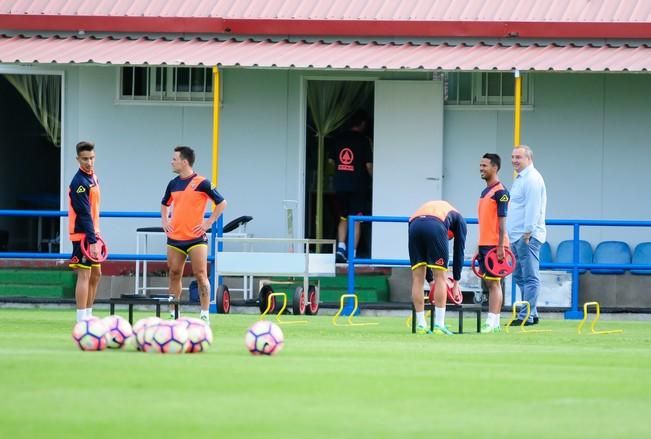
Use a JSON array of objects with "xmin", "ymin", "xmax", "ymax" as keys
[
  {"xmin": 305, "ymin": 285, "xmax": 320, "ymax": 315},
  {"xmin": 292, "ymin": 287, "xmax": 308, "ymax": 315},
  {"xmin": 258, "ymin": 285, "xmax": 276, "ymax": 314},
  {"xmin": 216, "ymin": 284, "xmax": 231, "ymax": 314}
]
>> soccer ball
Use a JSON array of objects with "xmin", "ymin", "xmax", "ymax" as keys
[
  {"xmin": 179, "ymin": 317, "xmax": 213, "ymax": 353},
  {"xmin": 72, "ymin": 317, "xmax": 108, "ymax": 351},
  {"xmin": 102, "ymin": 315, "xmax": 133, "ymax": 349},
  {"xmin": 133, "ymin": 317, "xmax": 162, "ymax": 351},
  {"xmin": 146, "ymin": 321, "xmax": 188, "ymax": 354},
  {"xmin": 245, "ymin": 321, "xmax": 284, "ymax": 356}
]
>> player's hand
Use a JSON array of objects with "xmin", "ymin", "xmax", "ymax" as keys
[
  {"xmin": 496, "ymin": 245, "xmax": 505, "ymax": 262},
  {"xmin": 451, "ymin": 281, "xmax": 462, "ymax": 298},
  {"xmin": 89, "ymin": 243, "xmax": 99, "ymax": 260},
  {"xmin": 162, "ymin": 220, "xmax": 174, "ymax": 233},
  {"xmin": 193, "ymin": 220, "xmax": 213, "ymax": 235},
  {"xmin": 523, "ymin": 233, "xmax": 531, "ymax": 244}
]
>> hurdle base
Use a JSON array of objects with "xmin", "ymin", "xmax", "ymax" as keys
[{"xmin": 564, "ymin": 310, "xmax": 583, "ymax": 320}]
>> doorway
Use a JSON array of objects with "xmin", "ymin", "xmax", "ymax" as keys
[
  {"xmin": 0, "ymin": 73, "xmax": 62, "ymax": 251},
  {"xmin": 304, "ymin": 80, "xmax": 374, "ymax": 257}
]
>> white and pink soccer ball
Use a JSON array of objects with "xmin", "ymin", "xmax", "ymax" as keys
[
  {"xmin": 71, "ymin": 317, "xmax": 108, "ymax": 351},
  {"xmin": 178, "ymin": 317, "xmax": 213, "ymax": 353},
  {"xmin": 144, "ymin": 320, "xmax": 188, "ymax": 354},
  {"xmin": 101, "ymin": 315, "xmax": 133, "ymax": 349},
  {"xmin": 133, "ymin": 317, "xmax": 162, "ymax": 351},
  {"xmin": 245, "ymin": 321, "xmax": 284, "ymax": 356}
]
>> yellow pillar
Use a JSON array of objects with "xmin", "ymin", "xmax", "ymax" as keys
[
  {"xmin": 513, "ymin": 69, "xmax": 522, "ymax": 146},
  {"xmin": 212, "ymin": 66, "xmax": 221, "ymax": 187}
]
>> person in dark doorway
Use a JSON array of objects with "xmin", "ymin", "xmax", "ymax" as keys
[{"xmin": 328, "ymin": 110, "xmax": 373, "ymax": 263}]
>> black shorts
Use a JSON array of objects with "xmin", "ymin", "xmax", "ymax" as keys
[
  {"xmin": 478, "ymin": 245, "xmax": 502, "ymax": 281},
  {"xmin": 167, "ymin": 235, "xmax": 208, "ymax": 255},
  {"xmin": 408, "ymin": 216, "xmax": 448, "ymax": 271},
  {"xmin": 68, "ymin": 241, "xmax": 100, "ymax": 270},
  {"xmin": 335, "ymin": 191, "xmax": 368, "ymax": 219}
]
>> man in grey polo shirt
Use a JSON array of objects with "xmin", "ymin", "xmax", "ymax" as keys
[{"xmin": 507, "ymin": 145, "xmax": 547, "ymax": 326}]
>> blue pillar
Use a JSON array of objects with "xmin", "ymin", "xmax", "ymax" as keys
[{"xmin": 564, "ymin": 223, "xmax": 583, "ymax": 319}]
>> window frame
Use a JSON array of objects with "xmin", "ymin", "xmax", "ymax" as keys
[
  {"xmin": 444, "ymin": 71, "xmax": 534, "ymax": 110},
  {"xmin": 116, "ymin": 66, "xmax": 215, "ymax": 105}
]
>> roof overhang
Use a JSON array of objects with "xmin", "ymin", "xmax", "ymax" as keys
[
  {"xmin": 1, "ymin": 36, "xmax": 651, "ymax": 72},
  {"xmin": 2, "ymin": 15, "xmax": 651, "ymax": 39}
]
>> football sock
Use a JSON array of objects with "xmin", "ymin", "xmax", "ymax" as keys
[
  {"xmin": 434, "ymin": 307, "xmax": 446, "ymax": 327},
  {"xmin": 416, "ymin": 311, "xmax": 426, "ymax": 327}
]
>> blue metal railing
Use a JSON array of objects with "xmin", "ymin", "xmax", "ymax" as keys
[
  {"xmin": 347, "ymin": 215, "xmax": 651, "ymax": 319},
  {"xmin": 0, "ymin": 209, "xmax": 224, "ymax": 311}
]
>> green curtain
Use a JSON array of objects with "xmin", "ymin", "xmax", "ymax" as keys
[
  {"xmin": 307, "ymin": 81, "xmax": 372, "ymax": 241},
  {"xmin": 4, "ymin": 74, "xmax": 61, "ymax": 147}
]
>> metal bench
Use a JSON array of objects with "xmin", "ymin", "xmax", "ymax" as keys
[
  {"xmin": 410, "ymin": 301, "xmax": 482, "ymax": 334},
  {"xmin": 109, "ymin": 294, "xmax": 180, "ymax": 325}
]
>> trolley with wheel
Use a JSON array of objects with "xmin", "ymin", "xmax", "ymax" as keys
[{"xmin": 212, "ymin": 237, "xmax": 336, "ymax": 315}]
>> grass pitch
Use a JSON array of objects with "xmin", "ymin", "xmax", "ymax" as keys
[{"xmin": 1, "ymin": 309, "xmax": 650, "ymax": 438}]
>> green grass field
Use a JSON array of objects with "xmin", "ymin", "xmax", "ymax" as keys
[{"xmin": 1, "ymin": 309, "xmax": 650, "ymax": 438}]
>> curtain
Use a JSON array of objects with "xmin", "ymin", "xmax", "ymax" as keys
[
  {"xmin": 4, "ymin": 74, "xmax": 61, "ymax": 147},
  {"xmin": 307, "ymin": 81, "xmax": 372, "ymax": 241}
]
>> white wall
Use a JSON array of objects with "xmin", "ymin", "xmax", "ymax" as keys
[{"xmin": 57, "ymin": 66, "xmax": 305, "ymax": 254}]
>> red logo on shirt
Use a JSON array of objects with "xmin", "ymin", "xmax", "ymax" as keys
[
  {"xmin": 435, "ymin": 258, "xmax": 445, "ymax": 266},
  {"xmin": 338, "ymin": 147, "xmax": 354, "ymax": 171}
]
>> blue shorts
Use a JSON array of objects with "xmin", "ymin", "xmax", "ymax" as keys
[
  {"xmin": 167, "ymin": 235, "xmax": 208, "ymax": 255},
  {"xmin": 478, "ymin": 245, "xmax": 501, "ymax": 281},
  {"xmin": 68, "ymin": 241, "xmax": 100, "ymax": 270},
  {"xmin": 408, "ymin": 216, "xmax": 448, "ymax": 271}
]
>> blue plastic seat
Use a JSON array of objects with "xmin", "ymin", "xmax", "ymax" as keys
[
  {"xmin": 592, "ymin": 241, "xmax": 631, "ymax": 274},
  {"xmin": 631, "ymin": 242, "xmax": 651, "ymax": 275},
  {"xmin": 539, "ymin": 242, "xmax": 552, "ymax": 265},
  {"xmin": 555, "ymin": 240, "xmax": 593, "ymax": 273}
]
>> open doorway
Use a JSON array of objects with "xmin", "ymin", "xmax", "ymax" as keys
[
  {"xmin": 304, "ymin": 80, "xmax": 374, "ymax": 258},
  {"xmin": 0, "ymin": 73, "xmax": 62, "ymax": 251}
]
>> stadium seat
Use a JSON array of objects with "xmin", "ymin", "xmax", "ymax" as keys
[
  {"xmin": 539, "ymin": 241, "xmax": 552, "ymax": 265},
  {"xmin": 555, "ymin": 240, "xmax": 593, "ymax": 273},
  {"xmin": 631, "ymin": 242, "xmax": 651, "ymax": 275},
  {"xmin": 592, "ymin": 241, "xmax": 631, "ymax": 274}
]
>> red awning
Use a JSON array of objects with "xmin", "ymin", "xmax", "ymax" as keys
[{"xmin": 1, "ymin": 36, "xmax": 650, "ymax": 72}]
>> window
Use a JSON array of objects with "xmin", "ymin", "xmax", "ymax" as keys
[
  {"xmin": 444, "ymin": 72, "xmax": 532, "ymax": 106},
  {"xmin": 120, "ymin": 66, "xmax": 213, "ymax": 102}
]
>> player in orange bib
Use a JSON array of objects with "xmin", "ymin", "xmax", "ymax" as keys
[
  {"xmin": 161, "ymin": 146, "xmax": 227, "ymax": 323},
  {"xmin": 478, "ymin": 153, "xmax": 510, "ymax": 333},
  {"xmin": 409, "ymin": 200, "xmax": 467, "ymax": 335},
  {"xmin": 68, "ymin": 141, "xmax": 102, "ymax": 322}
]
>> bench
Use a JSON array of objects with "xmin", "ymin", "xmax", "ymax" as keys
[
  {"xmin": 109, "ymin": 294, "xmax": 180, "ymax": 325},
  {"xmin": 410, "ymin": 302, "xmax": 482, "ymax": 334}
]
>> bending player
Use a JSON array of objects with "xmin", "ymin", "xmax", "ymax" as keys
[
  {"xmin": 68, "ymin": 141, "xmax": 102, "ymax": 322},
  {"xmin": 161, "ymin": 146, "xmax": 227, "ymax": 323},
  {"xmin": 409, "ymin": 200, "xmax": 467, "ymax": 335},
  {"xmin": 478, "ymin": 153, "xmax": 510, "ymax": 333}
]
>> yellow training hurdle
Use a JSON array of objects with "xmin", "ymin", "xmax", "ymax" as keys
[
  {"xmin": 405, "ymin": 310, "xmax": 431, "ymax": 329},
  {"xmin": 260, "ymin": 292, "xmax": 308, "ymax": 325},
  {"xmin": 505, "ymin": 300, "xmax": 552, "ymax": 334},
  {"xmin": 577, "ymin": 301, "xmax": 623, "ymax": 335},
  {"xmin": 332, "ymin": 294, "xmax": 379, "ymax": 326}
]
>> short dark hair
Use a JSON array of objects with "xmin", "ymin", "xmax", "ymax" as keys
[
  {"xmin": 174, "ymin": 146, "xmax": 195, "ymax": 166},
  {"xmin": 482, "ymin": 153, "xmax": 501, "ymax": 171},
  {"xmin": 348, "ymin": 109, "xmax": 368, "ymax": 130},
  {"xmin": 76, "ymin": 141, "xmax": 95, "ymax": 155}
]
